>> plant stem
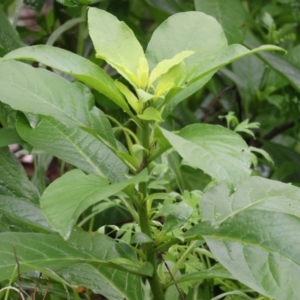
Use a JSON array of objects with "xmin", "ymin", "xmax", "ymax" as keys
[{"xmin": 138, "ymin": 122, "xmax": 165, "ymax": 300}]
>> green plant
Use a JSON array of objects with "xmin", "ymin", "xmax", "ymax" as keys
[{"xmin": 0, "ymin": 4, "xmax": 300, "ymax": 300}]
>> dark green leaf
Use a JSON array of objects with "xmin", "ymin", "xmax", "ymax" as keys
[
  {"xmin": 160, "ymin": 124, "xmax": 252, "ymax": 186},
  {"xmin": 0, "ymin": 128, "xmax": 23, "ymax": 147},
  {"xmin": 40, "ymin": 169, "xmax": 147, "ymax": 239},
  {"xmin": 1, "ymin": 46, "xmax": 132, "ymax": 116},
  {"xmin": 194, "ymin": 0, "xmax": 247, "ymax": 44},
  {"xmin": 0, "ymin": 147, "xmax": 39, "ymax": 201},
  {"xmin": 188, "ymin": 177, "xmax": 300, "ymax": 299},
  {"xmin": 0, "ymin": 4, "xmax": 24, "ymax": 53},
  {"xmin": 16, "ymin": 116, "xmax": 127, "ymax": 183}
]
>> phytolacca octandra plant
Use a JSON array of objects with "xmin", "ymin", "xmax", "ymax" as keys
[{"xmin": 1, "ymin": 7, "xmax": 297, "ymax": 300}]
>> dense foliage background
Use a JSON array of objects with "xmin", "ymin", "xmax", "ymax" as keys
[{"xmin": 0, "ymin": 0, "xmax": 300, "ymax": 299}]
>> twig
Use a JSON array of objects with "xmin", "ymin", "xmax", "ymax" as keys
[
  {"xmin": 161, "ymin": 255, "xmax": 185, "ymax": 300},
  {"xmin": 32, "ymin": 273, "xmax": 42, "ymax": 300},
  {"xmin": 263, "ymin": 119, "xmax": 299, "ymax": 140},
  {"xmin": 202, "ymin": 86, "xmax": 234, "ymax": 123},
  {"xmin": 13, "ymin": 246, "xmax": 21, "ymax": 300},
  {"xmin": 42, "ymin": 278, "xmax": 50, "ymax": 300}
]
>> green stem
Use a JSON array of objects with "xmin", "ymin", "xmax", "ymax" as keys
[
  {"xmin": 171, "ymin": 241, "xmax": 198, "ymax": 276},
  {"xmin": 138, "ymin": 122, "xmax": 165, "ymax": 300}
]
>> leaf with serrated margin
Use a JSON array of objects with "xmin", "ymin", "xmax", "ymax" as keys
[
  {"xmin": 0, "ymin": 147, "xmax": 39, "ymax": 201},
  {"xmin": 40, "ymin": 169, "xmax": 147, "ymax": 239},
  {"xmin": 15, "ymin": 116, "xmax": 127, "ymax": 183},
  {"xmin": 186, "ymin": 177, "xmax": 300, "ymax": 300},
  {"xmin": 1, "ymin": 45, "xmax": 132, "ymax": 116},
  {"xmin": 160, "ymin": 124, "xmax": 252, "ymax": 186}
]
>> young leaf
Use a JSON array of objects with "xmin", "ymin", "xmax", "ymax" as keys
[
  {"xmin": 157, "ymin": 202, "xmax": 193, "ymax": 232},
  {"xmin": 1, "ymin": 45, "xmax": 132, "ymax": 116},
  {"xmin": 147, "ymin": 50, "xmax": 195, "ymax": 88},
  {"xmin": 88, "ymin": 8, "xmax": 145, "ymax": 87},
  {"xmin": 162, "ymin": 44, "xmax": 285, "ymax": 117},
  {"xmin": 16, "ymin": 116, "xmax": 127, "ymax": 183},
  {"xmin": 115, "ymin": 81, "xmax": 143, "ymax": 114},
  {"xmin": 160, "ymin": 124, "xmax": 252, "ymax": 186},
  {"xmin": 137, "ymin": 107, "xmax": 164, "ymax": 122},
  {"xmin": 0, "ymin": 147, "xmax": 39, "ymax": 201},
  {"xmin": 188, "ymin": 177, "xmax": 300, "ymax": 300},
  {"xmin": 40, "ymin": 169, "xmax": 148, "ymax": 239}
]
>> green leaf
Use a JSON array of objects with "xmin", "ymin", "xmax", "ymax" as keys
[
  {"xmin": 148, "ymin": 50, "xmax": 195, "ymax": 88},
  {"xmin": 257, "ymin": 51, "xmax": 300, "ymax": 93},
  {"xmin": 146, "ymin": 11, "xmax": 227, "ymax": 70},
  {"xmin": 170, "ymin": 268, "xmax": 234, "ymax": 286},
  {"xmin": 157, "ymin": 202, "xmax": 193, "ymax": 232},
  {"xmin": 0, "ymin": 196, "xmax": 52, "ymax": 232},
  {"xmin": 137, "ymin": 107, "xmax": 163, "ymax": 122},
  {"xmin": 58, "ymin": 230, "xmax": 143, "ymax": 300},
  {"xmin": 40, "ymin": 169, "xmax": 148, "ymax": 239},
  {"xmin": 46, "ymin": 18, "xmax": 84, "ymax": 46},
  {"xmin": 115, "ymin": 81, "xmax": 143, "ymax": 114},
  {"xmin": 189, "ymin": 177, "xmax": 300, "ymax": 300},
  {"xmin": 1, "ymin": 45, "xmax": 131, "ymax": 116},
  {"xmin": 0, "ymin": 128, "xmax": 23, "ymax": 147},
  {"xmin": 0, "ymin": 60, "xmax": 94, "ymax": 127},
  {"xmin": 262, "ymin": 141, "xmax": 300, "ymax": 182},
  {"xmin": 88, "ymin": 7, "xmax": 145, "ymax": 87},
  {"xmin": 160, "ymin": 124, "xmax": 252, "ymax": 186},
  {"xmin": 0, "ymin": 231, "xmax": 146, "ymax": 282},
  {"xmin": 59, "ymin": 264, "xmax": 142, "ymax": 300},
  {"xmin": 0, "ymin": 4, "xmax": 24, "ymax": 53},
  {"xmin": 0, "ymin": 147, "xmax": 39, "ymax": 201},
  {"xmin": 162, "ymin": 44, "xmax": 284, "ymax": 117},
  {"xmin": 15, "ymin": 116, "xmax": 127, "ymax": 183},
  {"xmin": 194, "ymin": 0, "xmax": 247, "ymax": 44}
]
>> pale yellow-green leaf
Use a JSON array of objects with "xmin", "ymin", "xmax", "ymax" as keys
[
  {"xmin": 137, "ymin": 107, "xmax": 164, "ymax": 122},
  {"xmin": 148, "ymin": 50, "xmax": 195, "ymax": 88},
  {"xmin": 155, "ymin": 63, "xmax": 185, "ymax": 96},
  {"xmin": 115, "ymin": 81, "xmax": 143, "ymax": 114},
  {"xmin": 136, "ymin": 56, "xmax": 149, "ymax": 89},
  {"xmin": 136, "ymin": 89, "xmax": 154, "ymax": 103}
]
